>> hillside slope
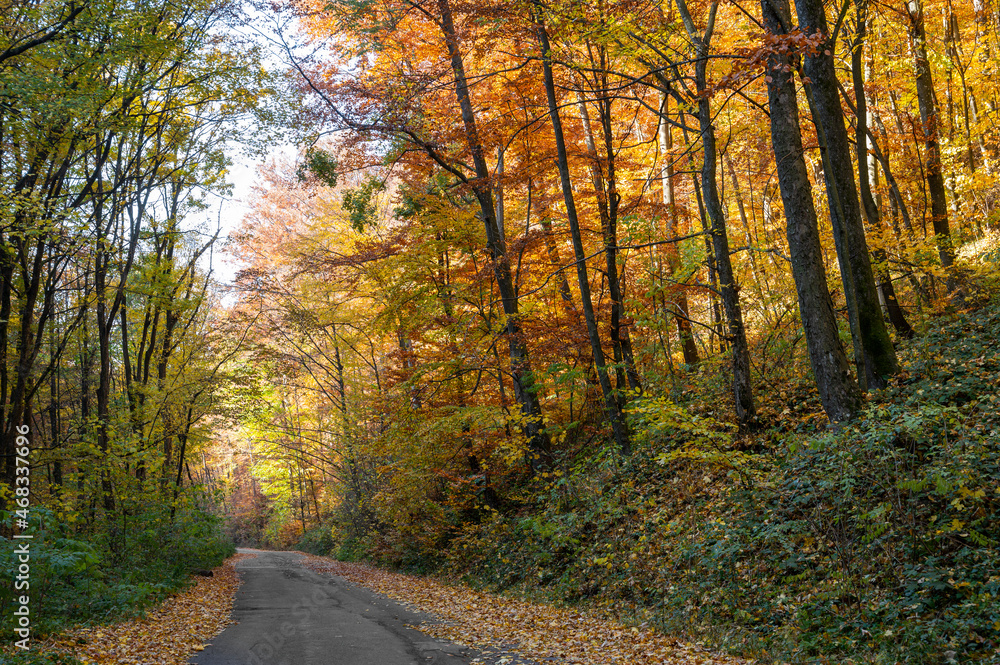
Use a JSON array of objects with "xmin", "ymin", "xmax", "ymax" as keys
[{"xmin": 437, "ymin": 300, "xmax": 1000, "ymax": 663}]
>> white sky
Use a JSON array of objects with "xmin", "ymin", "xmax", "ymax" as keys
[
  {"xmin": 195, "ymin": 5, "xmax": 306, "ymax": 291},
  {"xmin": 200, "ymin": 144, "xmax": 298, "ymax": 288}
]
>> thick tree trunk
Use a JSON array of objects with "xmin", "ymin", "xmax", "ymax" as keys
[
  {"xmin": 437, "ymin": 0, "xmax": 551, "ymax": 469},
  {"xmin": 0, "ymin": 237, "xmax": 14, "ymax": 501},
  {"xmin": 795, "ymin": 0, "xmax": 900, "ymax": 388},
  {"xmin": 809, "ymin": 90, "xmax": 870, "ymax": 391},
  {"xmin": 535, "ymin": 16, "xmax": 631, "ymax": 455},
  {"xmin": 762, "ymin": 0, "xmax": 861, "ymax": 422}
]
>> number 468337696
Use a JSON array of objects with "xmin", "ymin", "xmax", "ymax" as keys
[{"xmin": 14, "ymin": 424, "xmax": 30, "ymax": 515}]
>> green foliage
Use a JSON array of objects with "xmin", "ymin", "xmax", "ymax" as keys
[
  {"xmin": 342, "ymin": 176, "xmax": 387, "ymax": 232},
  {"xmin": 296, "ymin": 522, "xmax": 337, "ymax": 555},
  {"xmin": 0, "ymin": 0, "xmax": 263, "ymax": 643},
  {"xmin": 0, "ymin": 505, "xmax": 234, "ymax": 637},
  {"xmin": 628, "ymin": 396, "xmax": 750, "ymax": 480},
  {"xmin": 296, "ymin": 147, "xmax": 340, "ymax": 187},
  {"xmin": 0, "ymin": 652, "xmax": 84, "ymax": 665},
  {"xmin": 666, "ymin": 411, "xmax": 999, "ymax": 663},
  {"xmin": 334, "ymin": 536, "xmax": 369, "ymax": 562}
]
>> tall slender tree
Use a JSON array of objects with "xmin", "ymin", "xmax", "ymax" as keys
[
  {"xmin": 905, "ymin": 0, "xmax": 959, "ymax": 294},
  {"xmin": 535, "ymin": 10, "xmax": 630, "ymax": 455},
  {"xmin": 674, "ymin": 0, "xmax": 757, "ymax": 427},
  {"xmin": 851, "ymin": 0, "xmax": 914, "ymax": 338},
  {"xmin": 436, "ymin": 0, "xmax": 552, "ymax": 468}
]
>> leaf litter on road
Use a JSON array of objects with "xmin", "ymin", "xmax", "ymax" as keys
[{"xmin": 297, "ymin": 553, "xmax": 749, "ymax": 665}]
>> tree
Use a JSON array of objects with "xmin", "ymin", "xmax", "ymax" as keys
[
  {"xmin": 794, "ymin": 0, "xmax": 900, "ymax": 390},
  {"xmin": 657, "ymin": 93, "xmax": 700, "ymax": 368},
  {"xmin": 761, "ymin": 0, "xmax": 861, "ymax": 421},
  {"xmin": 905, "ymin": 0, "xmax": 959, "ymax": 294},
  {"xmin": 436, "ymin": 0, "xmax": 552, "ymax": 468},
  {"xmin": 850, "ymin": 0, "xmax": 914, "ymax": 339},
  {"xmin": 0, "ymin": 0, "xmax": 270, "ymax": 524},
  {"xmin": 534, "ymin": 7, "xmax": 631, "ymax": 455},
  {"xmin": 673, "ymin": 0, "xmax": 757, "ymax": 427}
]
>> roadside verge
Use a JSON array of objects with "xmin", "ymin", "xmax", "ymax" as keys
[{"xmin": 36, "ymin": 552, "xmax": 251, "ymax": 665}]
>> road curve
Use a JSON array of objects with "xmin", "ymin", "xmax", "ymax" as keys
[{"xmin": 190, "ymin": 549, "xmax": 481, "ymax": 665}]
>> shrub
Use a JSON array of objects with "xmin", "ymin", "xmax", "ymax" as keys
[
  {"xmin": 0, "ymin": 504, "xmax": 234, "ymax": 637},
  {"xmin": 296, "ymin": 522, "xmax": 336, "ymax": 555}
]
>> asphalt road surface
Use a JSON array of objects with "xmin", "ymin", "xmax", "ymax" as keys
[{"xmin": 190, "ymin": 549, "xmax": 531, "ymax": 665}]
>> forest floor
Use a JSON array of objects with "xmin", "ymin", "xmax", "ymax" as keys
[
  {"xmin": 416, "ymin": 295, "xmax": 1000, "ymax": 663},
  {"xmin": 297, "ymin": 552, "xmax": 749, "ymax": 664}
]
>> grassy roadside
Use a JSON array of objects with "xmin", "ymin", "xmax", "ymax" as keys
[{"xmin": 0, "ymin": 552, "xmax": 246, "ymax": 665}]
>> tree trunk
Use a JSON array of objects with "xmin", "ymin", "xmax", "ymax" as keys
[
  {"xmin": 762, "ymin": 0, "xmax": 861, "ymax": 421},
  {"xmin": 540, "ymin": 215, "xmax": 578, "ymax": 317},
  {"xmin": 697, "ymin": 102, "xmax": 756, "ymax": 426},
  {"xmin": 576, "ymin": 85, "xmax": 642, "ymax": 393},
  {"xmin": 535, "ymin": 14, "xmax": 631, "ymax": 455},
  {"xmin": 851, "ymin": 0, "xmax": 914, "ymax": 339},
  {"xmin": 794, "ymin": 0, "xmax": 900, "ymax": 388},
  {"xmin": 436, "ymin": 0, "xmax": 551, "ymax": 469},
  {"xmin": 692, "ymin": 171, "xmax": 725, "ymax": 353},
  {"xmin": 906, "ymin": 0, "xmax": 959, "ymax": 293},
  {"xmin": 94, "ymin": 238, "xmax": 117, "ymax": 514},
  {"xmin": 674, "ymin": 0, "xmax": 756, "ymax": 425},
  {"xmin": 658, "ymin": 92, "xmax": 700, "ymax": 368}
]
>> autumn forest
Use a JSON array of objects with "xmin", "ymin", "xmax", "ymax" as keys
[{"xmin": 2, "ymin": 0, "xmax": 1000, "ymax": 661}]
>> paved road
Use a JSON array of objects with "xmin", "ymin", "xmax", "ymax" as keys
[{"xmin": 190, "ymin": 549, "xmax": 522, "ymax": 665}]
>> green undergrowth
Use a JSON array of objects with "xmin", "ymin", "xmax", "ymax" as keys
[
  {"xmin": 296, "ymin": 521, "xmax": 338, "ymax": 555},
  {"xmin": 439, "ymin": 300, "xmax": 1000, "ymax": 664},
  {"xmin": 0, "ymin": 503, "xmax": 234, "ymax": 640}
]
